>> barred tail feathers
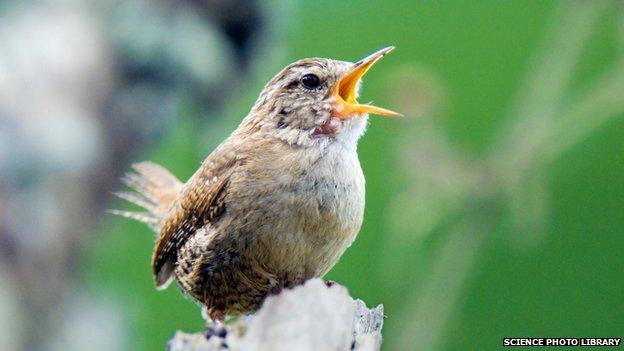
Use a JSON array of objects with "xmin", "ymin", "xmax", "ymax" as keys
[{"xmin": 110, "ymin": 161, "xmax": 183, "ymax": 230}]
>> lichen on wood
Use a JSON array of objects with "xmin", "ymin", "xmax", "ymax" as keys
[{"xmin": 168, "ymin": 279, "xmax": 384, "ymax": 351}]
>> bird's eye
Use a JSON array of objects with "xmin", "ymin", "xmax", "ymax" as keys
[{"xmin": 300, "ymin": 74, "xmax": 321, "ymax": 89}]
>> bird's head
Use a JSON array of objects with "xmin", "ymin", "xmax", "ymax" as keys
[{"xmin": 242, "ymin": 47, "xmax": 401, "ymax": 147}]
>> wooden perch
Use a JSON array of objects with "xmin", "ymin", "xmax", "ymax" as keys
[{"xmin": 168, "ymin": 279, "xmax": 384, "ymax": 351}]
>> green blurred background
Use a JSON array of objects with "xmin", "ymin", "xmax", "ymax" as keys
[{"xmin": 1, "ymin": 0, "xmax": 622, "ymax": 350}]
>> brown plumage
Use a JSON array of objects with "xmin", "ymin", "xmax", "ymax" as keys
[{"xmin": 114, "ymin": 47, "xmax": 400, "ymax": 321}]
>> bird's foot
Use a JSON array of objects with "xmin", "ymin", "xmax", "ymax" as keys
[
  {"xmin": 204, "ymin": 307, "xmax": 227, "ymax": 344},
  {"xmin": 205, "ymin": 323, "xmax": 227, "ymax": 339}
]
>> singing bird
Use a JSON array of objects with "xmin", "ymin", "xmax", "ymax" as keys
[{"xmin": 114, "ymin": 47, "xmax": 400, "ymax": 321}]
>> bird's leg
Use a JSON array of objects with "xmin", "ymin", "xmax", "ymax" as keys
[
  {"xmin": 204, "ymin": 308, "xmax": 228, "ymax": 340},
  {"xmin": 210, "ymin": 309, "xmax": 226, "ymax": 324}
]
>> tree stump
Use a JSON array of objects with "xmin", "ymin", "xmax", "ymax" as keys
[{"xmin": 168, "ymin": 279, "xmax": 384, "ymax": 351}]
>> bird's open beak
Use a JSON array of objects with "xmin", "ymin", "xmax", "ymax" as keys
[{"xmin": 331, "ymin": 46, "xmax": 402, "ymax": 119}]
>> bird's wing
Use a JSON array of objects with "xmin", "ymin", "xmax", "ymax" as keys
[{"xmin": 151, "ymin": 153, "xmax": 236, "ymax": 289}]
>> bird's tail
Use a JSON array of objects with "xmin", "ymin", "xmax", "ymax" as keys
[{"xmin": 110, "ymin": 161, "xmax": 183, "ymax": 231}]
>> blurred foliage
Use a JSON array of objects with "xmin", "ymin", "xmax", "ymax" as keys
[{"xmin": 86, "ymin": 1, "xmax": 623, "ymax": 350}]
